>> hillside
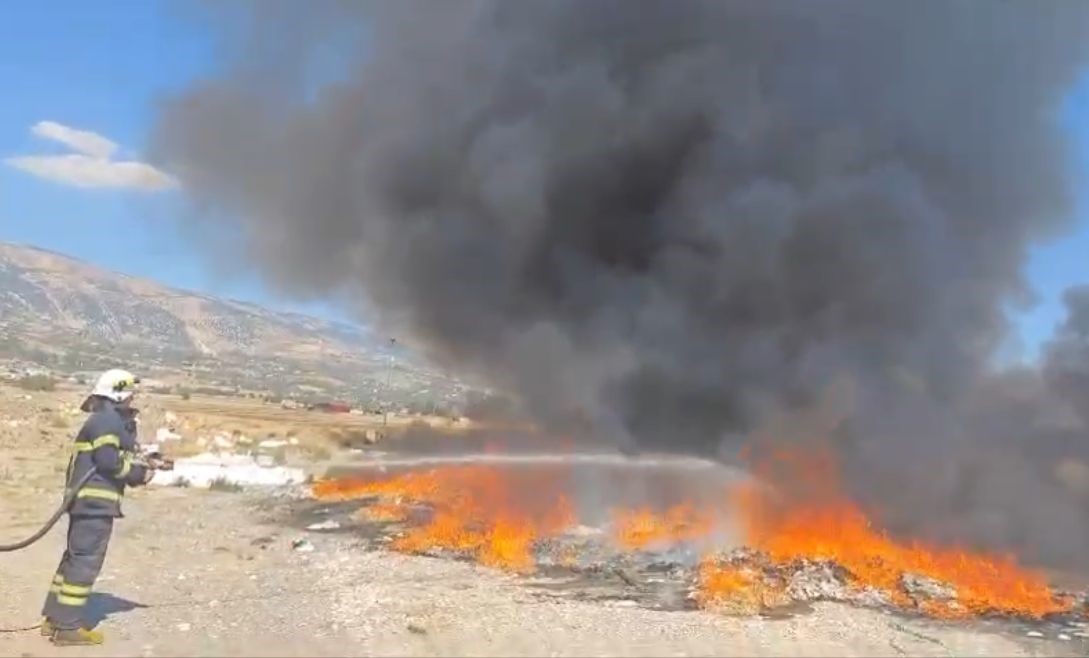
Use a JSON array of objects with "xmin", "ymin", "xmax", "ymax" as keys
[{"xmin": 0, "ymin": 241, "xmax": 469, "ymax": 409}]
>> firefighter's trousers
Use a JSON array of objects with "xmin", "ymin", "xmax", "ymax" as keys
[{"xmin": 41, "ymin": 515, "xmax": 113, "ymax": 630}]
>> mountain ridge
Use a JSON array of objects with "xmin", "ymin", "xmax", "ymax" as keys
[
  {"xmin": 0, "ymin": 240, "xmax": 476, "ymax": 410},
  {"xmin": 0, "ymin": 240, "xmax": 377, "ymax": 359}
]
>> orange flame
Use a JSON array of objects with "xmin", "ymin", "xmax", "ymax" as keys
[
  {"xmin": 314, "ymin": 445, "xmax": 1076, "ymax": 620},
  {"xmin": 315, "ymin": 465, "xmax": 575, "ymax": 572},
  {"xmin": 611, "ymin": 503, "xmax": 715, "ymax": 550},
  {"xmin": 701, "ymin": 444, "xmax": 1073, "ymax": 618},
  {"xmin": 356, "ymin": 501, "xmax": 410, "ymax": 523},
  {"xmin": 695, "ymin": 559, "xmax": 791, "ymax": 614}
]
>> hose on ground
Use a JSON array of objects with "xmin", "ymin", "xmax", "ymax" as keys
[{"xmin": 0, "ymin": 470, "xmax": 95, "ymax": 552}]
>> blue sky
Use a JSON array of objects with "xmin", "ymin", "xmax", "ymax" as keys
[
  {"xmin": 0, "ymin": 1, "xmax": 349, "ymax": 321},
  {"xmin": 0, "ymin": 1, "xmax": 1087, "ymax": 359}
]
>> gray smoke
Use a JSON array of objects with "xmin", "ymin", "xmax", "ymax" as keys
[
  {"xmin": 1046, "ymin": 286, "xmax": 1089, "ymax": 422},
  {"xmin": 153, "ymin": 1, "xmax": 1089, "ymax": 566}
]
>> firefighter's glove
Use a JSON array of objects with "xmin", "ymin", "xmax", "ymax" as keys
[{"xmin": 145, "ymin": 453, "xmax": 175, "ymax": 471}]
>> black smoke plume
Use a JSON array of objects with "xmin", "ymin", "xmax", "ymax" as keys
[{"xmin": 153, "ymin": 1, "xmax": 1089, "ymax": 567}]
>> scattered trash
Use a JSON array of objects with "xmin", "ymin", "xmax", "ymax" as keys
[
  {"xmin": 292, "ymin": 538, "xmax": 315, "ymax": 552},
  {"xmin": 212, "ymin": 434, "xmax": 235, "ymax": 450},
  {"xmin": 407, "ymin": 623, "xmax": 427, "ymax": 635},
  {"xmin": 176, "ymin": 622, "xmax": 191, "ymax": 632},
  {"xmin": 1025, "ymin": 630, "xmax": 1044, "ymax": 638},
  {"xmin": 259, "ymin": 439, "xmax": 288, "ymax": 449},
  {"xmin": 1058, "ymin": 633, "xmax": 1071, "ymax": 641},
  {"xmin": 306, "ymin": 519, "xmax": 342, "ymax": 531}
]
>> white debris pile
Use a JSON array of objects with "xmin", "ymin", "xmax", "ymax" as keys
[
  {"xmin": 785, "ymin": 560, "xmax": 854, "ymax": 602},
  {"xmin": 150, "ymin": 452, "xmax": 306, "ymax": 488}
]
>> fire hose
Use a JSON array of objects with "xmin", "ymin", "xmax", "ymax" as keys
[{"xmin": 0, "ymin": 452, "xmax": 173, "ymax": 553}]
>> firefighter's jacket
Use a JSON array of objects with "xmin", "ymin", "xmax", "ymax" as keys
[{"xmin": 66, "ymin": 402, "xmax": 149, "ymax": 517}]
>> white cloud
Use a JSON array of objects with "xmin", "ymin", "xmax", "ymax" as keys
[
  {"xmin": 31, "ymin": 120, "xmax": 118, "ymax": 159},
  {"xmin": 5, "ymin": 121, "xmax": 177, "ymax": 192},
  {"xmin": 5, "ymin": 154, "xmax": 177, "ymax": 191}
]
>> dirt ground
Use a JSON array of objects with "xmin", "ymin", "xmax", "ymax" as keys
[{"xmin": 0, "ymin": 383, "xmax": 1084, "ymax": 657}]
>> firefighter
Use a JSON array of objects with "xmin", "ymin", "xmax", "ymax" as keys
[{"xmin": 40, "ymin": 369, "xmax": 159, "ymax": 646}]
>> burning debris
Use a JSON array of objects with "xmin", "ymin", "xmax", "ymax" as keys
[
  {"xmin": 696, "ymin": 550, "xmax": 981, "ymax": 618},
  {"xmin": 310, "ymin": 450, "xmax": 1087, "ymax": 624}
]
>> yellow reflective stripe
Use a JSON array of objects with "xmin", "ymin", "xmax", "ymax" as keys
[
  {"xmin": 91, "ymin": 435, "xmax": 120, "ymax": 449},
  {"xmin": 75, "ymin": 488, "xmax": 121, "ymax": 502},
  {"xmin": 116, "ymin": 454, "xmax": 132, "ymax": 479},
  {"xmin": 73, "ymin": 435, "xmax": 120, "ymax": 451},
  {"xmin": 56, "ymin": 594, "xmax": 87, "ymax": 607},
  {"xmin": 60, "ymin": 583, "xmax": 92, "ymax": 596}
]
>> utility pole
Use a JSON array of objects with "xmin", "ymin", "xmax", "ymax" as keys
[{"xmin": 382, "ymin": 337, "xmax": 397, "ymax": 428}]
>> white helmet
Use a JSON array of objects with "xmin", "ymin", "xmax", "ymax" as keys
[{"xmin": 81, "ymin": 368, "xmax": 140, "ymax": 411}]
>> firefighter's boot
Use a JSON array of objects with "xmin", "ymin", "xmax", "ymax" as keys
[
  {"xmin": 51, "ymin": 627, "xmax": 104, "ymax": 646},
  {"xmin": 40, "ymin": 618, "xmax": 53, "ymax": 637}
]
